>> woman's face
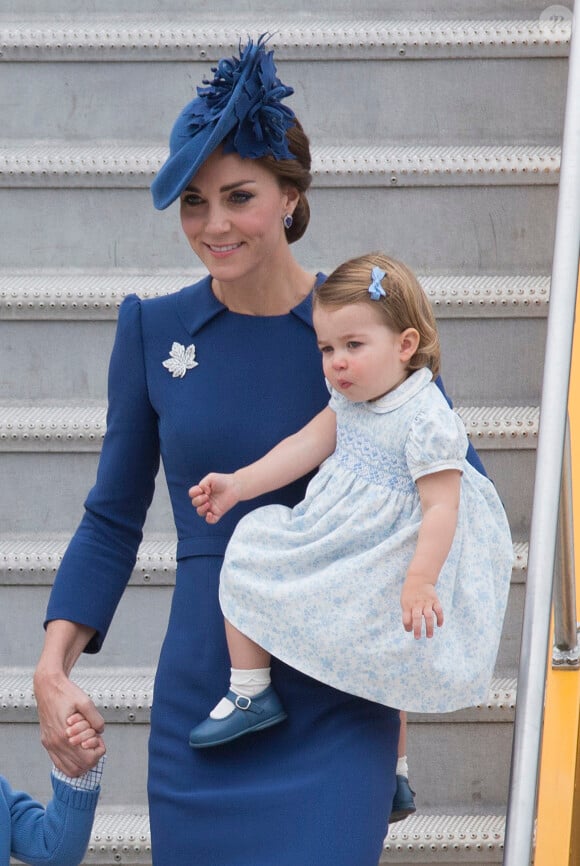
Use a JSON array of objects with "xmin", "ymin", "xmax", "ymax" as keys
[{"xmin": 179, "ymin": 148, "xmax": 298, "ymax": 285}]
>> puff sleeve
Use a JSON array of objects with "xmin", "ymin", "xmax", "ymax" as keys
[
  {"xmin": 46, "ymin": 295, "xmax": 160, "ymax": 652},
  {"xmin": 405, "ymin": 397, "xmax": 468, "ymax": 482}
]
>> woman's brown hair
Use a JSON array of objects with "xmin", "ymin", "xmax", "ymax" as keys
[{"xmin": 258, "ymin": 118, "xmax": 312, "ymax": 243}]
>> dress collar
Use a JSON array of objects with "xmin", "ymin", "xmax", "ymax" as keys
[
  {"xmin": 176, "ymin": 273, "xmax": 326, "ymax": 336},
  {"xmin": 366, "ymin": 367, "xmax": 433, "ymax": 414}
]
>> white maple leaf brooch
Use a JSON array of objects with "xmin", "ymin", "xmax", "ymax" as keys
[{"xmin": 162, "ymin": 342, "xmax": 199, "ymax": 378}]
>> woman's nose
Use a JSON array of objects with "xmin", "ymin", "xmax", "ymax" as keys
[{"xmin": 205, "ymin": 205, "xmax": 230, "ymax": 233}]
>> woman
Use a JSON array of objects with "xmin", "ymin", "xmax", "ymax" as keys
[{"xmin": 33, "ymin": 37, "xmax": 484, "ymax": 865}]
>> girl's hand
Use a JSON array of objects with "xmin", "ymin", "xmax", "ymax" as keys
[
  {"xmin": 189, "ymin": 473, "xmax": 241, "ymax": 524},
  {"xmin": 65, "ymin": 711, "xmax": 104, "ymax": 751},
  {"xmin": 401, "ymin": 577, "xmax": 444, "ymax": 639}
]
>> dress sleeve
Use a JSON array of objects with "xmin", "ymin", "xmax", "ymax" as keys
[
  {"xmin": 46, "ymin": 295, "xmax": 160, "ymax": 652},
  {"xmin": 434, "ymin": 374, "xmax": 487, "ymax": 477},
  {"xmin": 405, "ymin": 396, "xmax": 468, "ymax": 482}
]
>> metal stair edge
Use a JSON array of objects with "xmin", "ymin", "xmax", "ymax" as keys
[
  {"xmin": 0, "ymin": 404, "xmax": 540, "ymax": 452},
  {"xmin": 0, "ymin": 270, "xmax": 550, "ymax": 319},
  {"xmin": 0, "ymin": 142, "xmax": 561, "ymax": 188},
  {"xmin": 0, "ymin": 668, "xmax": 517, "ymax": 724},
  {"xmin": 0, "ymin": 534, "xmax": 528, "ymax": 586},
  {"xmin": 0, "ymin": 17, "xmax": 570, "ymax": 61},
  {"xmin": 79, "ymin": 809, "xmax": 509, "ymax": 865},
  {"xmin": 381, "ymin": 812, "xmax": 505, "ymax": 864}
]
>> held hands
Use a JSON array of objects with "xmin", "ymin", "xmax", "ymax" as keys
[
  {"xmin": 401, "ymin": 575, "xmax": 444, "ymax": 640},
  {"xmin": 189, "ymin": 473, "xmax": 241, "ymax": 524},
  {"xmin": 66, "ymin": 712, "xmax": 105, "ymax": 752},
  {"xmin": 34, "ymin": 669, "xmax": 106, "ymax": 776}
]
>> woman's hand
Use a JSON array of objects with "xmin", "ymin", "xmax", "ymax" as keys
[
  {"xmin": 189, "ymin": 473, "xmax": 241, "ymax": 523},
  {"xmin": 34, "ymin": 621, "xmax": 106, "ymax": 776},
  {"xmin": 34, "ymin": 668, "xmax": 106, "ymax": 774},
  {"xmin": 400, "ymin": 576, "xmax": 444, "ymax": 640}
]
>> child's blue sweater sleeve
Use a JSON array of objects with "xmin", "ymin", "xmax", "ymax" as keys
[{"xmin": 1, "ymin": 774, "xmax": 99, "ymax": 866}]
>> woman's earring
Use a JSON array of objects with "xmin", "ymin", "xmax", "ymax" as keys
[{"xmin": 283, "ymin": 213, "xmax": 294, "ymax": 229}]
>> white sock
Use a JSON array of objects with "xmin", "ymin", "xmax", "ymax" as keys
[
  {"xmin": 396, "ymin": 756, "xmax": 409, "ymax": 777},
  {"xmin": 230, "ymin": 667, "xmax": 271, "ymax": 697},
  {"xmin": 209, "ymin": 668, "xmax": 271, "ymax": 720}
]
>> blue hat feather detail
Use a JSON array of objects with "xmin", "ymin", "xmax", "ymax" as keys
[{"xmin": 151, "ymin": 36, "xmax": 296, "ymax": 210}]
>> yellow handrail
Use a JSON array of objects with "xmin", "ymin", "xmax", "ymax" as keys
[{"xmin": 535, "ymin": 272, "xmax": 580, "ymax": 866}]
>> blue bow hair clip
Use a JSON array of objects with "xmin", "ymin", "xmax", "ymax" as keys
[{"xmin": 368, "ymin": 267, "xmax": 387, "ymax": 300}]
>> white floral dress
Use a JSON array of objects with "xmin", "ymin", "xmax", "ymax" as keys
[{"xmin": 220, "ymin": 368, "xmax": 513, "ymax": 713}]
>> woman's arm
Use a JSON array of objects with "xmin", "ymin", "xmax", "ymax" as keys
[
  {"xmin": 401, "ymin": 469, "xmax": 461, "ymax": 639},
  {"xmin": 33, "ymin": 620, "xmax": 106, "ymax": 776},
  {"xmin": 190, "ymin": 406, "xmax": 337, "ymax": 523}
]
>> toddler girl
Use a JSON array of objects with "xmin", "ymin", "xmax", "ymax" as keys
[{"xmin": 188, "ymin": 252, "xmax": 513, "ymax": 748}]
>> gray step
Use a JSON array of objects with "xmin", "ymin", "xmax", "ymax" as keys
[
  {"xmin": 0, "ymin": 0, "xmax": 571, "ymax": 16},
  {"xmin": 0, "ymin": 270, "xmax": 551, "ymax": 319},
  {"xmin": 0, "ymin": 668, "xmax": 516, "ymax": 811},
  {"xmin": 0, "ymin": 272, "xmax": 548, "ymax": 404},
  {"xmin": 0, "ymin": 142, "xmax": 561, "ymax": 189},
  {"xmin": 0, "ymin": 145, "xmax": 560, "ymax": 272},
  {"xmin": 0, "ymin": 404, "xmax": 537, "ymax": 536},
  {"xmin": 87, "ymin": 810, "xmax": 507, "ymax": 866},
  {"xmin": 0, "ymin": 16, "xmax": 571, "ymax": 61},
  {"xmin": 0, "ymin": 534, "xmax": 527, "ymax": 671},
  {"xmin": 0, "ymin": 21, "xmax": 569, "ymax": 144},
  {"xmin": 381, "ymin": 813, "xmax": 505, "ymax": 865}
]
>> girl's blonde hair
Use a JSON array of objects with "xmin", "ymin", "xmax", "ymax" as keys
[{"xmin": 314, "ymin": 252, "xmax": 441, "ymax": 377}]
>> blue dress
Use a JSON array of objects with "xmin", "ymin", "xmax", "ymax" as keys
[
  {"xmin": 221, "ymin": 369, "xmax": 513, "ymax": 713},
  {"xmin": 46, "ymin": 275, "xmax": 482, "ymax": 865}
]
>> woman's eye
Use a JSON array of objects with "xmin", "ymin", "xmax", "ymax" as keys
[
  {"xmin": 230, "ymin": 190, "xmax": 253, "ymax": 204},
  {"xmin": 320, "ymin": 346, "xmax": 332, "ymax": 354},
  {"xmin": 347, "ymin": 341, "xmax": 362, "ymax": 349},
  {"xmin": 181, "ymin": 193, "xmax": 203, "ymax": 207}
]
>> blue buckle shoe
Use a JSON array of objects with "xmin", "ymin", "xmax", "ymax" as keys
[
  {"xmin": 389, "ymin": 775, "xmax": 417, "ymax": 823},
  {"xmin": 189, "ymin": 686, "xmax": 288, "ymax": 749}
]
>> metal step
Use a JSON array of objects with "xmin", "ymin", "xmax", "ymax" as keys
[
  {"xmin": 0, "ymin": 404, "xmax": 538, "ymax": 537},
  {"xmin": 55, "ymin": 809, "xmax": 508, "ymax": 865},
  {"xmin": 0, "ymin": 270, "xmax": 551, "ymax": 320},
  {"xmin": 1, "ymin": 0, "xmax": 570, "ymax": 18},
  {"xmin": 0, "ymin": 166, "xmax": 559, "ymax": 273},
  {"xmin": 0, "ymin": 668, "xmax": 517, "ymax": 810},
  {"xmin": 0, "ymin": 142, "xmax": 561, "ymax": 189},
  {"xmin": 0, "ymin": 403, "xmax": 539, "ymax": 452},
  {"xmin": 0, "ymin": 534, "xmax": 528, "ymax": 586},
  {"xmin": 0, "ymin": 16, "xmax": 570, "ymax": 61},
  {"xmin": 0, "ymin": 668, "xmax": 516, "ymax": 723},
  {"xmin": 382, "ymin": 813, "xmax": 505, "ymax": 864},
  {"xmin": 0, "ymin": 536, "xmax": 526, "ymax": 672}
]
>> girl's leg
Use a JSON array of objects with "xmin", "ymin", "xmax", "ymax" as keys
[
  {"xmin": 188, "ymin": 619, "xmax": 287, "ymax": 747},
  {"xmin": 225, "ymin": 618, "xmax": 271, "ymax": 670},
  {"xmin": 390, "ymin": 711, "xmax": 417, "ymax": 823}
]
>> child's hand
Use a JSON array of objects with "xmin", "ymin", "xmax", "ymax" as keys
[
  {"xmin": 65, "ymin": 712, "xmax": 105, "ymax": 752},
  {"xmin": 401, "ymin": 577, "xmax": 444, "ymax": 639},
  {"xmin": 189, "ymin": 473, "xmax": 241, "ymax": 524}
]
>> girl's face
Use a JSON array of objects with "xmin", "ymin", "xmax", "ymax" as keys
[
  {"xmin": 179, "ymin": 148, "xmax": 298, "ymax": 287},
  {"xmin": 313, "ymin": 302, "xmax": 420, "ymax": 402}
]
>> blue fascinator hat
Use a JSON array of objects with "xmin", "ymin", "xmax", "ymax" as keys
[{"xmin": 151, "ymin": 35, "xmax": 297, "ymax": 210}]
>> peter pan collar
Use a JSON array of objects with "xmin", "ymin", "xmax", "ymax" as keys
[
  {"xmin": 367, "ymin": 367, "xmax": 433, "ymax": 413},
  {"xmin": 176, "ymin": 272, "xmax": 327, "ymax": 336}
]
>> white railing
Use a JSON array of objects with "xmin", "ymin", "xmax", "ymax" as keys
[{"xmin": 503, "ymin": 8, "xmax": 580, "ymax": 865}]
